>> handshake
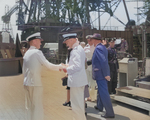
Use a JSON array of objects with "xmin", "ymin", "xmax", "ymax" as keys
[{"xmin": 59, "ymin": 63, "xmax": 69, "ymax": 73}]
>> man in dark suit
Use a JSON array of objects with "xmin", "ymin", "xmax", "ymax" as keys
[
  {"xmin": 107, "ymin": 38, "xmax": 119, "ymax": 94},
  {"xmin": 91, "ymin": 33, "xmax": 115, "ymax": 118}
]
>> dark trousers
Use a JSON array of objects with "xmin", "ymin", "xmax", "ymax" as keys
[
  {"xmin": 108, "ymin": 70, "xmax": 118, "ymax": 94},
  {"xmin": 96, "ymin": 80, "xmax": 114, "ymax": 116},
  {"xmin": 96, "ymin": 90, "xmax": 101, "ymax": 110}
]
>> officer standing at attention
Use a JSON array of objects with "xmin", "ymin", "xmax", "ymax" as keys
[
  {"xmin": 91, "ymin": 33, "xmax": 115, "ymax": 118},
  {"xmin": 23, "ymin": 32, "xmax": 62, "ymax": 120},
  {"xmin": 107, "ymin": 38, "xmax": 119, "ymax": 94}
]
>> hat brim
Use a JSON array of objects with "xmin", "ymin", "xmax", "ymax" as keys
[
  {"xmin": 86, "ymin": 35, "xmax": 93, "ymax": 39},
  {"xmin": 63, "ymin": 36, "xmax": 77, "ymax": 43},
  {"xmin": 40, "ymin": 38, "xmax": 44, "ymax": 41},
  {"xmin": 91, "ymin": 37, "xmax": 101, "ymax": 40},
  {"xmin": 28, "ymin": 36, "xmax": 43, "ymax": 42}
]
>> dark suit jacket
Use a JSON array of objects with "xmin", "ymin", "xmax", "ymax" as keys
[{"xmin": 92, "ymin": 43, "xmax": 110, "ymax": 80}]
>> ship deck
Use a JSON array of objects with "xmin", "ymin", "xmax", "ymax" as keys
[{"xmin": 0, "ymin": 67, "xmax": 150, "ymax": 120}]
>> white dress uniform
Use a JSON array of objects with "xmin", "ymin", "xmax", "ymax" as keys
[
  {"xmin": 84, "ymin": 44, "xmax": 96, "ymax": 101},
  {"xmin": 63, "ymin": 33, "xmax": 88, "ymax": 120},
  {"xmin": 23, "ymin": 32, "xmax": 61, "ymax": 120},
  {"xmin": 67, "ymin": 43, "xmax": 88, "ymax": 120}
]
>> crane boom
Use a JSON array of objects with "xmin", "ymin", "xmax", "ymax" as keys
[{"xmin": 2, "ymin": 4, "xmax": 18, "ymax": 24}]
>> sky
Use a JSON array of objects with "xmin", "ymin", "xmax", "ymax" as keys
[{"xmin": 0, "ymin": 0, "xmax": 145, "ymax": 42}]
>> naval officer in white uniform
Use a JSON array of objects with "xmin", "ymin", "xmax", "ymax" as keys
[
  {"xmin": 23, "ymin": 32, "xmax": 62, "ymax": 120},
  {"xmin": 62, "ymin": 33, "xmax": 88, "ymax": 120}
]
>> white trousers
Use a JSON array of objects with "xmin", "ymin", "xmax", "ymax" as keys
[
  {"xmin": 70, "ymin": 86, "xmax": 87, "ymax": 120},
  {"xmin": 86, "ymin": 69, "xmax": 96, "ymax": 101},
  {"xmin": 24, "ymin": 86, "xmax": 44, "ymax": 120}
]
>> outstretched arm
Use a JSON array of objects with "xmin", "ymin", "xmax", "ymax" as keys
[{"xmin": 36, "ymin": 51, "xmax": 62, "ymax": 71}]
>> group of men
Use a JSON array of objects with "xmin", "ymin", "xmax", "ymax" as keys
[
  {"xmin": 84, "ymin": 36, "xmax": 119, "ymax": 100},
  {"xmin": 23, "ymin": 32, "xmax": 118, "ymax": 120}
]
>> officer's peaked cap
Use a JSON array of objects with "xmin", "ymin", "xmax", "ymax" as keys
[
  {"xmin": 26, "ymin": 32, "xmax": 43, "ymax": 42},
  {"xmin": 62, "ymin": 33, "xmax": 77, "ymax": 42},
  {"xmin": 86, "ymin": 35, "xmax": 93, "ymax": 39},
  {"xmin": 108, "ymin": 37, "xmax": 116, "ymax": 42}
]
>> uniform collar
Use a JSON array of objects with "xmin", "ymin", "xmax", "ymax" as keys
[
  {"xmin": 90, "ymin": 44, "xmax": 95, "ymax": 48},
  {"xmin": 29, "ymin": 46, "xmax": 36, "ymax": 49},
  {"xmin": 72, "ymin": 40, "xmax": 79, "ymax": 49}
]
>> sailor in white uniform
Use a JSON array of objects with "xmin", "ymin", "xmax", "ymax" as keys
[
  {"xmin": 62, "ymin": 33, "xmax": 88, "ymax": 120},
  {"xmin": 23, "ymin": 32, "xmax": 62, "ymax": 120}
]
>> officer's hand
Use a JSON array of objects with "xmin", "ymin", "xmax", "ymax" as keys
[
  {"xmin": 61, "ymin": 65, "xmax": 67, "ymax": 73},
  {"xmin": 105, "ymin": 76, "xmax": 111, "ymax": 81},
  {"xmin": 59, "ymin": 64, "xmax": 63, "ymax": 71},
  {"xmin": 63, "ymin": 68, "xmax": 67, "ymax": 73}
]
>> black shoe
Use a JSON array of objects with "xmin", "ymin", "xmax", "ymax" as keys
[
  {"xmin": 94, "ymin": 105, "xmax": 98, "ymax": 110},
  {"xmin": 101, "ymin": 114, "xmax": 115, "ymax": 118},
  {"xmin": 85, "ymin": 103, "xmax": 87, "ymax": 108},
  {"xmin": 63, "ymin": 101, "xmax": 71, "ymax": 106},
  {"xmin": 94, "ymin": 106, "xmax": 103, "ymax": 112},
  {"xmin": 85, "ymin": 112, "xmax": 87, "ymax": 116}
]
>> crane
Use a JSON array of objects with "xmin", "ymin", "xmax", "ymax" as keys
[
  {"xmin": 1, "ymin": 4, "xmax": 19, "ymax": 40},
  {"xmin": 2, "ymin": 4, "xmax": 18, "ymax": 24}
]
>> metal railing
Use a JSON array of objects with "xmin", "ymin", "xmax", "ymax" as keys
[{"xmin": 46, "ymin": 53, "xmax": 67, "ymax": 64}]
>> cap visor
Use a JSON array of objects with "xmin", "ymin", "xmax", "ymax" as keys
[{"xmin": 40, "ymin": 38, "xmax": 43, "ymax": 41}]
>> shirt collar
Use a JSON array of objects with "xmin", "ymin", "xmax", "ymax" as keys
[{"xmin": 96, "ymin": 42, "xmax": 102, "ymax": 47}]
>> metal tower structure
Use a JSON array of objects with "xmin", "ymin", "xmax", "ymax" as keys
[
  {"xmin": 2, "ymin": 0, "xmax": 147, "ymax": 30},
  {"xmin": 1, "ymin": 0, "xmax": 146, "ymax": 41},
  {"xmin": 14, "ymin": 0, "xmax": 118, "ymax": 30},
  {"xmin": 11, "ymin": 0, "xmax": 124, "ymax": 41},
  {"xmin": 1, "ymin": 0, "xmax": 138, "ymax": 31}
]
